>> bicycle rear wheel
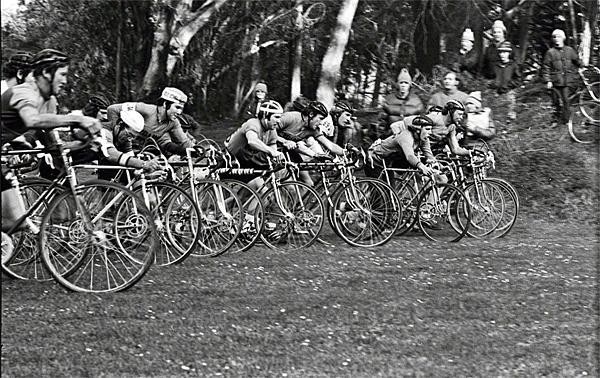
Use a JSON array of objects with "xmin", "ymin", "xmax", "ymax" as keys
[
  {"xmin": 456, "ymin": 180, "xmax": 505, "ymax": 239},
  {"xmin": 261, "ymin": 181, "xmax": 324, "ymax": 251},
  {"xmin": 222, "ymin": 179, "xmax": 265, "ymax": 254},
  {"xmin": 417, "ymin": 184, "xmax": 470, "ymax": 242},
  {"xmin": 39, "ymin": 181, "xmax": 157, "ymax": 293},
  {"xmin": 191, "ymin": 179, "xmax": 243, "ymax": 257},
  {"xmin": 2, "ymin": 178, "xmax": 63, "ymax": 281},
  {"xmin": 330, "ymin": 178, "xmax": 401, "ymax": 247},
  {"xmin": 484, "ymin": 178, "xmax": 519, "ymax": 238},
  {"xmin": 569, "ymin": 100, "xmax": 599, "ymax": 143}
]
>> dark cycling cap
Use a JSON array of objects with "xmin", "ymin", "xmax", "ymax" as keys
[
  {"xmin": 292, "ymin": 95, "xmax": 310, "ymax": 112},
  {"xmin": 88, "ymin": 93, "xmax": 110, "ymax": 109},
  {"xmin": 302, "ymin": 101, "xmax": 329, "ymax": 117},
  {"xmin": 31, "ymin": 49, "xmax": 70, "ymax": 69},
  {"xmin": 333, "ymin": 101, "xmax": 354, "ymax": 115},
  {"xmin": 443, "ymin": 99, "xmax": 465, "ymax": 114},
  {"xmin": 410, "ymin": 115, "xmax": 435, "ymax": 130},
  {"xmin": 7, "ymin": 51, "xmax": 33, "ymax": 69}
]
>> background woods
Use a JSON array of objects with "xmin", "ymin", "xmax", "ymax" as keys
[{"xmin": 2, "ymin": 0, "xmax": 598, "ymax": 119}]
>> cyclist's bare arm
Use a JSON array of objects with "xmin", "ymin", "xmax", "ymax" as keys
[
  {"xmin": 316, "ymin": 135, "xmax": 344, "ymax": 156},
  {"xmin": 246, "ymin": 130, "xmax": 280, "ymax": 157},
  {"xmin": 448, "ymin": 130, "xmax": 470, "ymax": 156},
  {"xmin": 18, "ymin": 106, "xmax": 101, "ymax": 134}
]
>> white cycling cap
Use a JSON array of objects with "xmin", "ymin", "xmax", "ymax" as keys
[{"xmin": 120, "ymin": 110, "xmax": 145, "ymax": 133}]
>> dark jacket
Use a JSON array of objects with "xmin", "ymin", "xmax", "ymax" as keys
[
  {"xmin": 492, "ymin": 61, "xmax": 521, "ymax": 94},
  {"xmin": 381, "ymin": 92, "xmax": 424, "ymax": 124},
  {"xmin": 481, "ymin": 41, "xmax": 517, "ymax": 79},
  {"xmin": 541, "ymin": 46, "xmax": 581, "ymax": 87}
]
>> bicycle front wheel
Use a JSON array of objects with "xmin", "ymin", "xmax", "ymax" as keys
[
  {"xmin": 39, "ymin": 181, "xmax": 157, "ymax": 293},
  {"xmin": 569, "ymin": 100, "xmax": 599, "ymax": 143},
  {"xmin": 417, "ymin": 184, "xmax": 470, "ymax": 242},
  {"xmin": 261, "ymin": 181, "xmax": 324, "ymax": 251},
  {"xmin": 132, "ymin": 181, "xmax": 200, "ymax": 266}
]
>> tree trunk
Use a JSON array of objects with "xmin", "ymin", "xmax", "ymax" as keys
[
  {"xmin": 165, "ymin": 0, "xmax": 229, "ymax": 77},
  {"xmin": 517, "ymin": 2, "xmax": 534, "ymax": 65},
  {"xmin": 140, "ymin": 0, "xmax": 228, "ymax": 98},
  {"xmin": 566, "ymin": 0, "xmax": 578, "ymax": 43},
  {"xmin": 290, "ymin": 2, "xmax": 304, "ymax": 101},
  {"xmin": 371, "ymin": 63, "xmax": 382, "ymax": 107},
  {"xmin": 115, "ymin": 0, "xmax": 123, "ymax": 101},
  {"xmin": 316, "ymin": 0, "xmax": 360, "ymax": 109},
  {"xmin": 413, "ymin": 0, "xmax": 440, "ymax": 75},
  {"xmin": 139, "ymin": 3, "xmax": 172, "ymax": 98}
]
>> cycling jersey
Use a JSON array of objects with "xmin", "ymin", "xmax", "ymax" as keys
[
  {"xmin": 277, "ymin": 111, "xmax": 323, "ymax": 142},
  {"xmin": 106, "ymin": 102, "xmax": 194, "ymax": 156},
  {"xmin": 369, "ymin": 127, "xmax": 433, "ymax": 168},
  {"xmin": 226, "ymin": 118, "xmax": 277, "ymax": 158},
  {"xmin": 1, "ymin": 82, "xmax": 57, "ymax": 145}
]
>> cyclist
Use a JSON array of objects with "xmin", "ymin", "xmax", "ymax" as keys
[
  {"xmin": 98, "ymin": 109, "xmax": 164, "ymax": 181},
  {"xmin": 106, "ymin": 87, "xmax": 195, "ymax": 157},
  {"xmin": 365, "ymin": 115, "xmax": 436, "ymax": 180},
  {"xmin": 225, "ymin": 100, "xmax": 285, "ymax": 188},
  {"xmin": 1, "ymin": 48, "xmax": 103, "ymax": 233},
  {"xmin": 1, "ymin": 51, "xmax": 33, "ymax": 95},
  {"xmin": 417, "ymin": 100, "xmax": 471, "ymax": 157},
  {"xmin": 276, "ymin": 100, "xmax": 344, "ymax": 185},
  {"xmin": 331, "ymin": 101, "xmax": 362, "ymax": 148}
]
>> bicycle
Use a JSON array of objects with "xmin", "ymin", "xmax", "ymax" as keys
[
  {"xmin": 2, "ymin": 126, "xmax": 158, "ymax": 293},
  {"xmin": 567, "ymin": 66, "xmax": 599, "ymax": 143}
]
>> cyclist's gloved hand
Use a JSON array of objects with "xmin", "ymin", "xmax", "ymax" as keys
[
  {"xmin": 80, "ymin": 116, "xmax": 103, "ymax": 136},
  {"xmin": 418, "ymin": 162, "xmax": 434, "ymax": 176},
  {"xmin": 142, "ymin": 158, "xmax": 163, "ymax": 173},
  {"xmin": 271, "ymin": 150, "xmax": 285, "ymax": 163}
]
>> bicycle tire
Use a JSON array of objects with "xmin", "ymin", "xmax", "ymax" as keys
[
  {"xmin": 569, "ymin": 100, "xmax": 599, "ymax": 144},
  {"xmin": 131, "ymin": 181, "xmax": 201, "ymax": 266},
  {"xmin": 329, "ymin": 178, "xmax": 401, "ymax": 247},
  {"xmin": 2, "ymin": 178, "xmax": 64, "ymax": 281},
  {"xmin": 455, "ymin": 180, "xmax": 506, "ymax": 239},
  {"xmin": 484, "ymin": 178, "xmax": 519, "ymax": 238},
  {"xmin": 260, "ymin": 181, "xmax": 324, "ymax": 251},
  {"xmin": 222, "ymin": 179, "xmax": 265, "ymax": 254},
  {"xmin": 39, "ymin": 181, "xmax": 157, "ymax": 293},
  {"xmin": 417, "ymin": 183, "xmax": 470, "ymax": 242},
  {"xmin": 190, "ymin": 179, "xmax": 243, "ymax": 257}
]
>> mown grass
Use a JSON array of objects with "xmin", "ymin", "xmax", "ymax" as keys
[
  {"xmin": 2, "ymin": 96, "xmax": 598, "ymax": 376},
  {"xmin": 2, "ymin": 219, "xmax": 597, "ymax": 377}
]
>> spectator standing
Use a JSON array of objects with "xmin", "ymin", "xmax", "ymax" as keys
[
  {"xmin": 481, "ymin": 20, "xmax": 515, "ymax": 79},
  {"xmin": 243, "ymin": 82, "xmax": 269, "ymax": 121},
  {"xmin": 448, "ymin": 28, "xmax": 479, "ymax": 91},
  {"xmin": 379, "ymin": 68, "xmax": 424, "ymax": 135},
  {"xmin": 492, "ymin": 41, "xmax": 520, "ymax": 121},
  {"xmin": 427, "ymin": 71, "xmax": 470, "ymax": 109},
  {"xmin": 542, "ymin": 29, "xmax": 582, "ymax": 124}
]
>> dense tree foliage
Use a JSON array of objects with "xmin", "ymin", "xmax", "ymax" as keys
[{"xmin": 2, "ymin": 0, "xmax": 598, "ymax": 120}]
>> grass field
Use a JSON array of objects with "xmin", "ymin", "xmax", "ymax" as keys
[
  {"xmin": 2, "ymin": 218, "xmax": 597, "ymax": 377},
  {"xmin": 2, "ymin": 101, "xmax": 599, "ymax": 376}
]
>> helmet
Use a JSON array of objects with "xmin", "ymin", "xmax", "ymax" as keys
[
  {"xmin": 7, "ymin": 51, "xmax": 32, "ymax": 70},
  {"xmin": 257, "ymin": 100, "xmax": 283, "ymax": 120},
  {"xmin": 410, "ymin": 115, "xmax": 435, "ymax": 130},
  {"xmin": 333, "ymin": 101, "xmax": 354, "ymax": 115},
  {"xmin": 302, "ymin": 101, "xmax": 329, "ymax": 118},
  {"xmin": 88, "ymin": 94, "xmax": 110, "ymax": 109},
  {"xmin": 30, "ymin": 49, "xmax": 70, "ymax": 71},
  {"xmin": 160, "ymin": 87, "xmax": 188, "ymax": 105},
  {"xmin": 120, "ymin": 110, "xmax": 145, "ymax": 133},
  {"xmin": 442, "ymin": 100, "xmax": 465, "ymax": 115},
  {"xmin": 292, "ymin": 95, "xmax": 310, "ymax": 112}
]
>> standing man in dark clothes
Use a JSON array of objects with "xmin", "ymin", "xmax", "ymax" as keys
[{"xmin": 542, "ymin": 29, "xmax": 582, "ymax": 124}]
